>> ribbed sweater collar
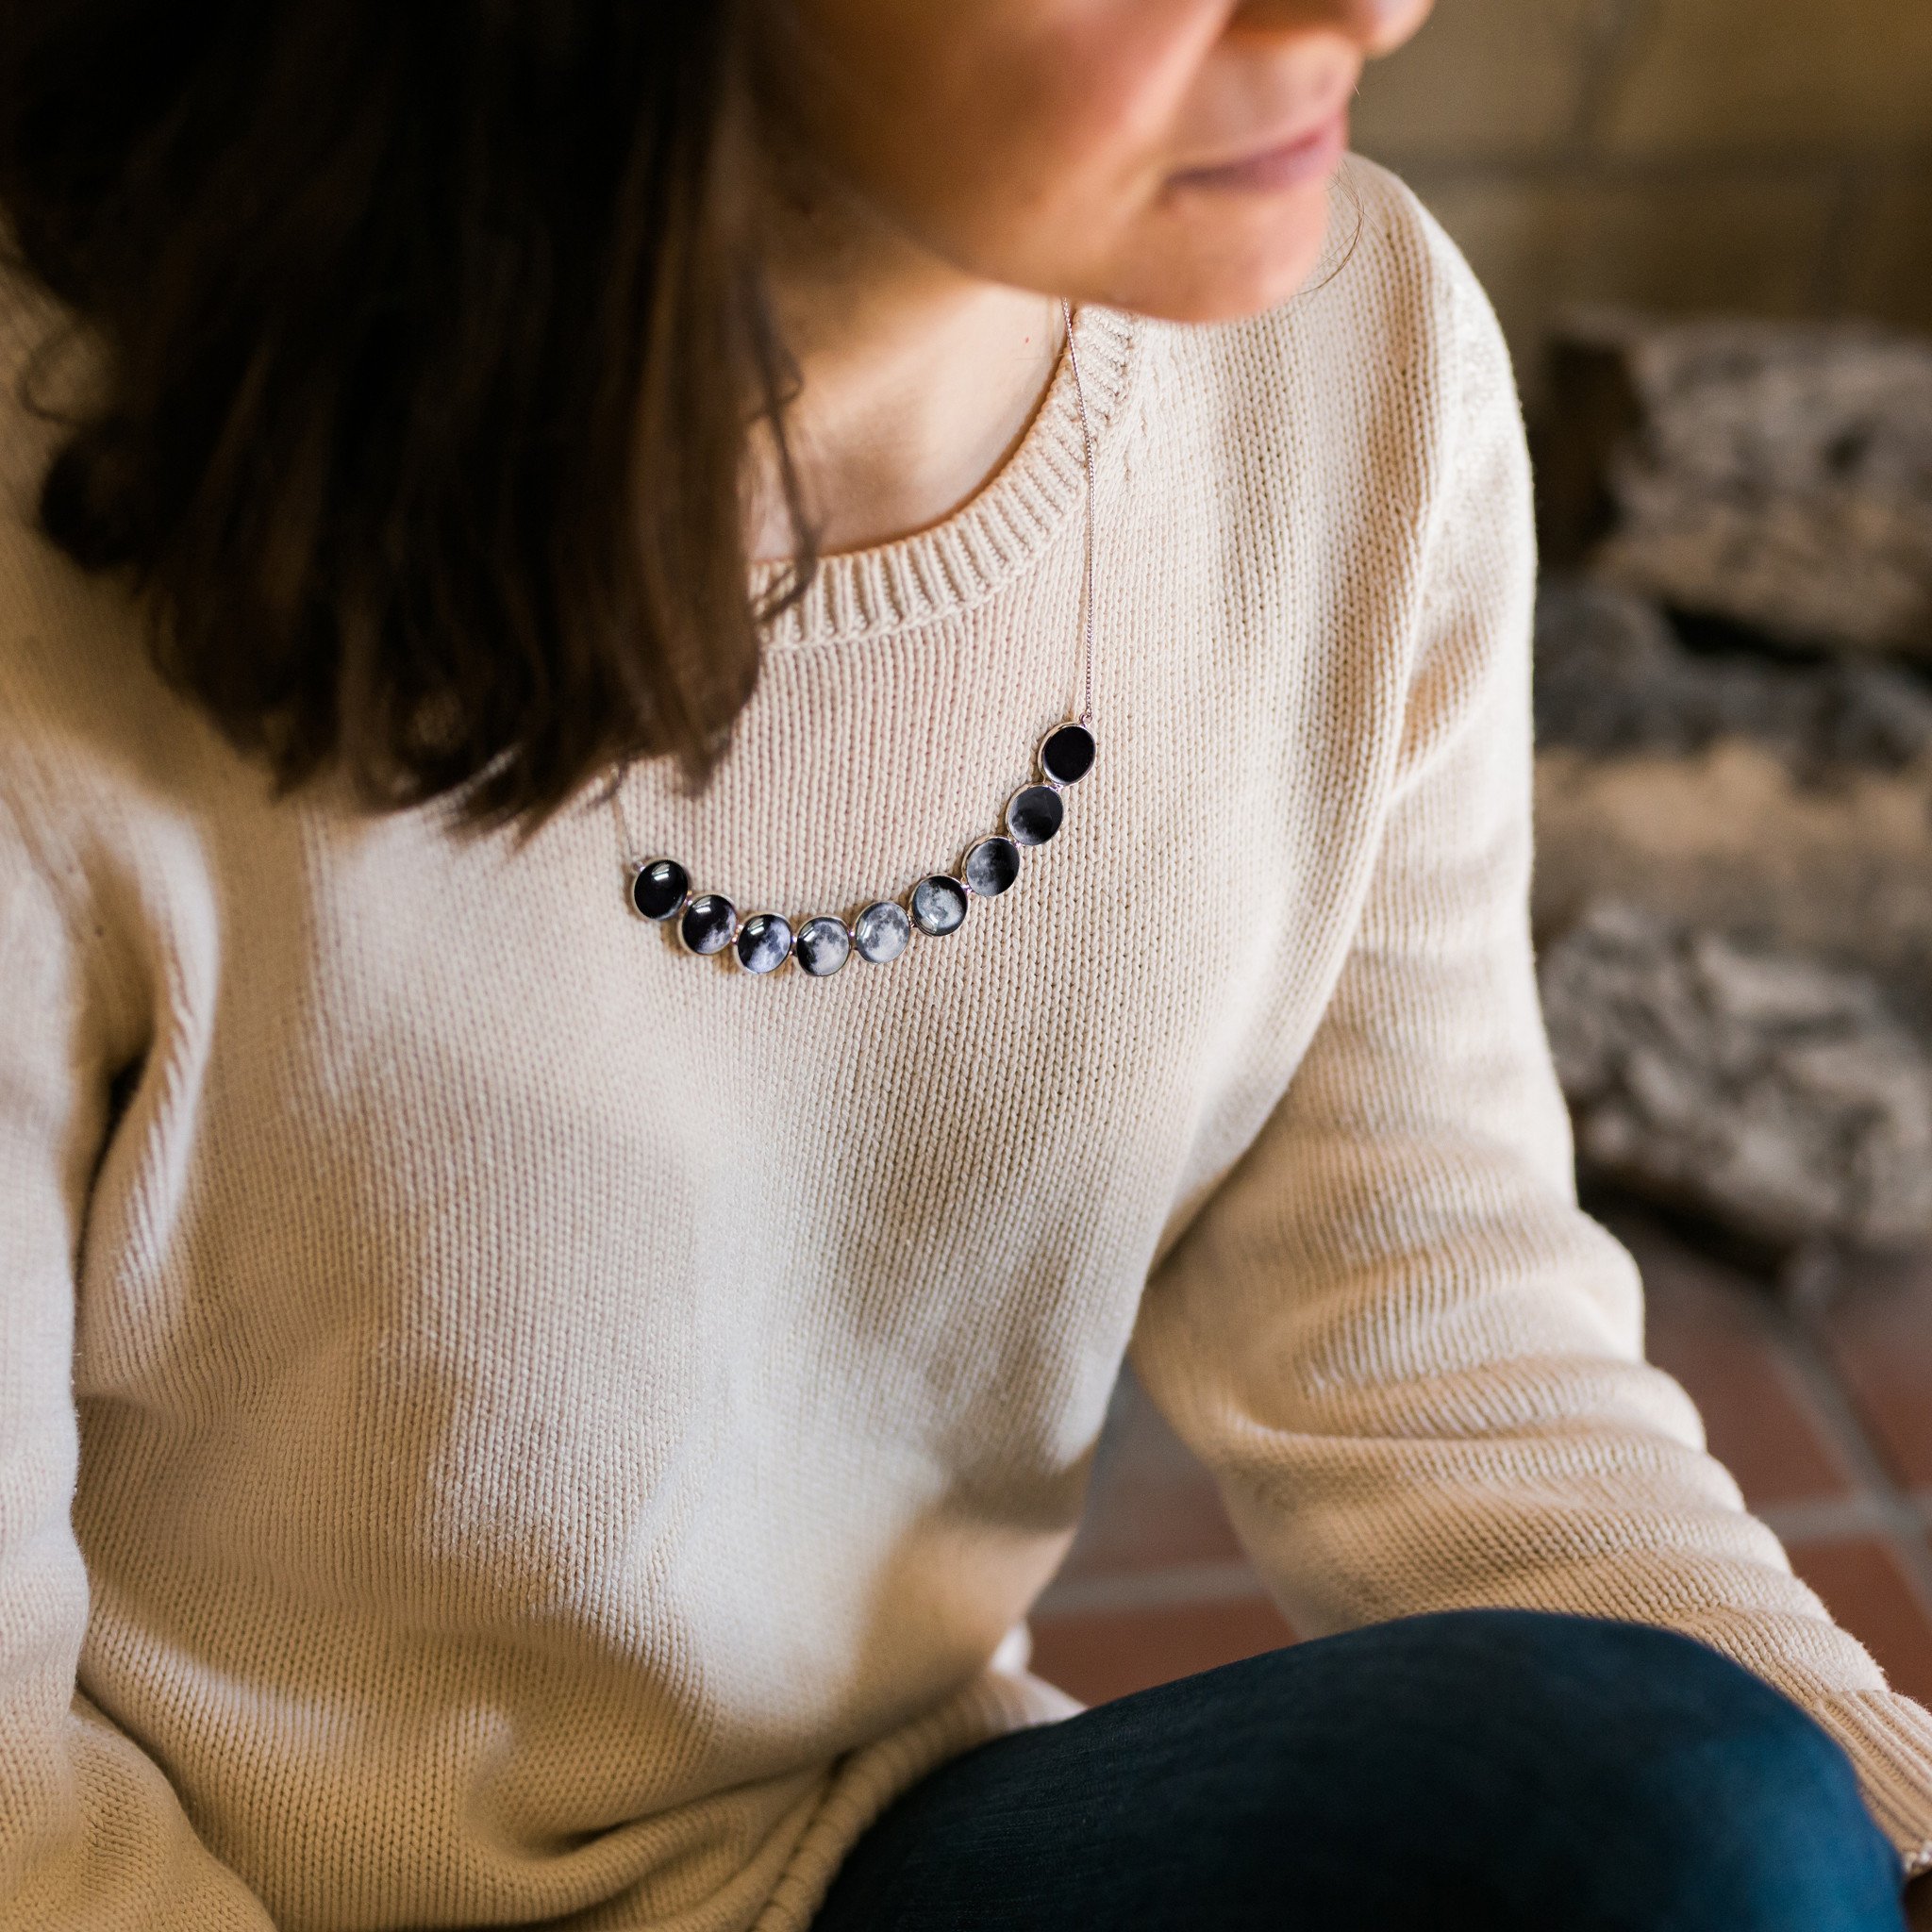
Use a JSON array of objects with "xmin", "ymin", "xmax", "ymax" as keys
[{"xmin": 753, "ymin": 305, "xmax": 1139, "ymax": 652}]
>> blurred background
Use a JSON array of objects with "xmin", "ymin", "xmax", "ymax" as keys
[
  {"xmin": 1033, "ymin": 0, "xmax": 1932, "ymax": 1711},
  {"xmin": 1356, "ymin": 0, "xmax": 1932, "ymax": 404}
]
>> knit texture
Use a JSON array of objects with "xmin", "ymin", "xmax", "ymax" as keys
[{"xmin": 2, "ymin": 160, "xmax": 1929, "ymax": 1931}]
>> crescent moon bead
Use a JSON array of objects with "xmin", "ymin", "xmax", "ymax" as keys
[
  {"xmin": 679, "ymin": 893, "xmax": 738, "ymax": 956},
  {"xmin": 1006, "ymin": 783, "xmax": 1064, "ymax": 847},
  {"xmin": 735, "ymin": 913, "xmax": 793, "ymax": 974},
  {"xmin": 962, "ymin": 837, "xmax": 1020, "ymax": 898}
]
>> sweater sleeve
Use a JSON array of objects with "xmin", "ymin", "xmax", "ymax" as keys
[
  {"xmin": 0, "ymin": 786, "xmax": 275, "ymax": 1929},
  {"xmin": 1125, "ymin": 233, "xmax": 1932, "ymax": 1877}
]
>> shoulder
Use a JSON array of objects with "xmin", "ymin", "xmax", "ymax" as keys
[
  {"xmin": 0, "ymin": 262, "xmax": 236, "ymax": 1039},
  {"xmin": 1270, "ymin": 155, "xmax": 1509, "ymax": 399},
  {"xmin": 1100, "ymin": 160, "xmax": 1536, "ymax": 769},
  {"xmin": 1325, "ymin": 154, "xmax": 1498, "ymax": 334},
  {"xmin": 1126, "ymin": 156, "xmax": 1516, "ymax": 492},
  {"xmin": 0, "ymin": 262, "xmax": 217, "ymax": 808}
]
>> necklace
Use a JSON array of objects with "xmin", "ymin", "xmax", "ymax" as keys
[{"xmin": 612, "ymin": 297, "xmax": 1097, "ymax": 979}]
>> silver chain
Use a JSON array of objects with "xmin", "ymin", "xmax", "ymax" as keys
[{"xmin": 1061, "ymin": 298, "xmax": 1097, "ymax": 731}]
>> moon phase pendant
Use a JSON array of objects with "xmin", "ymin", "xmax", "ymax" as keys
[{"xmin": 625, "ymin": 718, "xmax": 1095, "ymax": 980}]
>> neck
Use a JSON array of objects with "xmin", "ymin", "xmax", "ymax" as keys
[{"xmin": 744, "ymin": 170, "xmax": 1063, "ymax": 564}]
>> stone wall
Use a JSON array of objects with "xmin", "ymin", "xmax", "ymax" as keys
[{"xmin": 1352, "ymin": 0, "xmax": 1932, "ymax": 410}]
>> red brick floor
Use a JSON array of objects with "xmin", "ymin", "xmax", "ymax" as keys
[{"xmin": 1029, "ymin": 1201, "xmax": 1932, "ymax": 1714}]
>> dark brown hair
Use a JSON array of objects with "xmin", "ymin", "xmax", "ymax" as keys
[{"xmin": 0, "ymin": 0, "xmax": 811, "ymax": 828}]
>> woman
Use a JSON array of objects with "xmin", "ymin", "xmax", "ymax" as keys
[{"xmin": 0, "ymin": 2, "xmax": 1926, "ymax": 1927}]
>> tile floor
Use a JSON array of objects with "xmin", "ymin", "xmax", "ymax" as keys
[{"xmin": 1029, "ymin": 1200, "xmax": 1932, "ymax": 1711}]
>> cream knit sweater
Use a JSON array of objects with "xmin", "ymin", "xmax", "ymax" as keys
[{"xmin": 3, "ymin": 160, "xmax": 1930, "ymax": 1932}]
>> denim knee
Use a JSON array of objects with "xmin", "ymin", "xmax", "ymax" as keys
[{"xmin": 1421, "ymin": 1608, "xmax": 1905, "ymax": 1932}]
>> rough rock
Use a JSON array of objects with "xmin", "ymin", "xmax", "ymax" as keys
[
  {"xmin": 1541, "ymin": 309, "xmax": 1932, "ymax": 658},
  {"xmin": 1533, "ymin": 738, "xmax": 1932, "ymax": 1037},
  {"xmin": 1534, "ymin": 575, "xmax": 1932, "ymax": 773},
  {"xmin": 1540, "ymin": 902, "xmax": 1932, "ymax": 1251},
  {"xmin": 1530, "ymin": 578, "xmax": 1932, "ymax": 1033}
]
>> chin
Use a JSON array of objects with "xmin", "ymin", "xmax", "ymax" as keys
[{"xmin": 1096, "ymin": 181, "xmax": 1341, "ymax": 325}]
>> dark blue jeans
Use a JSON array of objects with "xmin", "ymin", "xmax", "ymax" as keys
[{"xmin": 809, "ymin": 1608, "xmax": 1906, "ymax": 1931}]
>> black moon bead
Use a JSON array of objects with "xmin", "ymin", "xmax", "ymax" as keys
[
  {"xmin": 1039, "ymin": 721, "xmax": 1096, "ymax": 787},
  {"xmin": 963, "ymin": 836, "xmax": 1020, "ymax": 898},
  {"xmin": 910, "ymin": 874, "xmax": 968, "ymax": 937},
  {"xmin": 736, "ymin": 912, "xmax": 793, "ymax": 974},
  {"xmin": 680, "ymin": 892, "xmax": 738, "ymax": 956},
  {"xmin": 795, "ymin": 916, "xmax": 852, "ymax": 976},
  {"xmin": 853, "ymin": 900, "xmax": 911, "ymax": 964},
  {"xmin": 631, "ymin": 858, "xmax": 689, "ymax": 922},
  {"xmin": 1006, "ymin": 783, "xmax": 1064, "ymax": 848}
]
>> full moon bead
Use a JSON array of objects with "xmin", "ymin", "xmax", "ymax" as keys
[
  {"xmin": 1006, "ymin": 783, "xmax": 1063, "ymax": 847},
  {"xmin": 631, "ymin": 858, "xmax": 689, "ymax": 922},
  {"xmin": 680, "ymin": 893, "xmax": 737, "ymax": 956},
  {"xmin": 736, "ymin": 913, "xmax": 792, "ymax": 974},
  {"xmin": 963, "ymin": 836, "xmax": 1020, "ymax": 899},
  {"xmin": 794, "ymin": 916, "xmax": 853, "ymax": 976},
  {"xmin": 910, "ymin": 874, "xmax": 968, "ymax": 937},
  {"xmin": 853, "ymin": 900, "xmax": 911, "ymax": 964},
  {"xmin": 1039, "ymin": 721, "xmax": 1096, "ymax": 787}
]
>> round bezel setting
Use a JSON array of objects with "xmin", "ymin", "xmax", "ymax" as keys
[
  {"xmin": 631, "ymin": 858, "xmax": 690, "ymax": 922},
  {"xmin": 735, "ymin": 912, "xmax": 793, "ymax": 974},
  {"xmin": 679, "ymin": 893, "xmax": 738, "ymax": 956},
  {"xmin": 853, "ymin": 900, "xmax": 912, "ymax": 964},
  {"xmin": 962, "ymin": 836, "xmax": 1021, "ymax": 898},
  {"xmin": 1005, "ymin": 784, "xmax": 1064, "ymax": 848},
  {"xmin": 1039, "ymin": 721, "xmax": 1095, "ymax": 787},
  {"xmin": 794, "ymin": 916, "xmax": 853, "ymax": 976},
  {"xmin": 910, "ymin": 874, "xmax": 969, "ymax": 937}
]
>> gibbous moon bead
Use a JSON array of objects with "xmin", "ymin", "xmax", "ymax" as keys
[
  {"xmin": 794, "ymin": 917, "xmax": 852, "ymax": 976},
  {"xmin": 910, "ymin": 874, "xmax": 968, "ymax": 936},
  {"xmin": 1006, "ymin": 784, "xmax": 1063, "ymax": 847},
  {"xmin": 680, "ymin": 893, "xmax": 738, "ymax": 955},
  {"xmin": 632, "ymin": 858, "xmax": 689, "ymax": 922},
  {"xmin": 963, "ymin": 837, "xmax": 1020, "ymax": 898},
  {"xmin": 853, "ymin": 901, "xmax": 911, "ymax": 963},
  {"xmin": 1040, "ymin": 721, "xmax": 1095, "ymax": 787},
  {"xmin": 736, "ymin": 913, "xmax": 792, "ymax": 974}
]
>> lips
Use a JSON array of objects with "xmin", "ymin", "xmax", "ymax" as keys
[{"xmin": 1169, "ymin": 104, "xmax": 1351, "ymax": 194}]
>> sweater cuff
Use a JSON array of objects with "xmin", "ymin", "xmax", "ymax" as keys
[{"xmin": 1808, "ymin": 1689, "xmax": 1932, "ymax": 1878}]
